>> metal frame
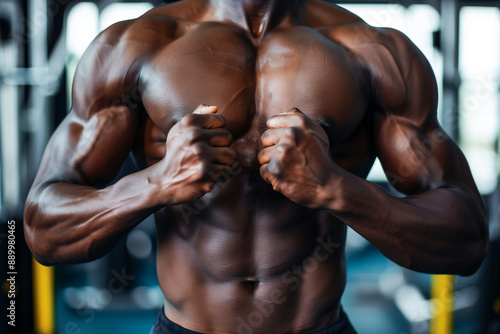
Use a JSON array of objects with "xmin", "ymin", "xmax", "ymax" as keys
[
  {"xmin": 440, "ymin": 0, "xmax": 461, "ymax": 141},
  {"xmin": 0, "ymin": 0, "xmax": 23, "ymax": 218}
]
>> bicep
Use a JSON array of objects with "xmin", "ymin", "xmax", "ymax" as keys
[
  {"xmin": 32, "ymin": 22, "xmax": 146, "ymax": 188},
  {"xmin": 32, "ymin": 106, "xmax": 138, "ymax": 189},
  {"xmin": 371, "ymin": 29, "xmax": 477, "ymax": 195},
  {"xmin": 374, "ymin": 115, "xmax": 476, "ymax": 195}
]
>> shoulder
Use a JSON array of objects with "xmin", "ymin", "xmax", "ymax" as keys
[
  {"xmin": 76, "ymin": 8, "xmax": 179, "ymax": 73},
  {"xmin": 71, "ymin": 20, "xmax": 140, "ymax": 118},
  {"xmin": 322, "ymin": 19, "xmax": 437, "ymax": 120},
  {"xmin": 304, "ymin": 2, "xmax": 421, "ymax": 69},
  {"xmin": 305, "ymin": 2, "xmax": 434, "ymax": 115},
  {"xmin": 73, "ymin": 0, "xmax": 200, "ymax": 90},
  {"xmin": 71, "ymin": 8, "xmax": 182, "ymax": 118}
]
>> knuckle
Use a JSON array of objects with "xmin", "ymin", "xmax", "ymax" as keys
[
  {"xmin": 285, "ymin": 127, "xmax": 302, "ymax": 140},
  {"xmin": 214, "ymin": 114, "xmax": 226, "ymax": 127},
  {"xmin": 268, "ymin": 159, "xmax": 284, "ymax": 175},
  {"xmin": 223, "ymin": 129, "xmax": 233, "ymax": 142},
  {"xmin": 260, "ymin": 132, "xmax": 269, "ymax": 144},
  {"xmin": 194, "ymin": 161, "xmax": 209, "ymax": 178},
  {"xmin": 228, "ymin": 149, "xmax": 237, "ymax": 160},
  {"xmin": 192, "ymin": 144, "xmax": 204, "ymax": 157},
  {"xmin": 284, "ymin": 127, "xmax": 296, "ymax": 138},
  {"xmin": 202, "ymin": 183, "xmax": 214, "ymax": 193},
  {"xmin": 181, "ymin": 114, "xmax": 196, "ymax": 126},
  {"xmin": 277, "ymin": 143, "xmax": 292, "ymax": 155},
  {"xmin": 185, "ymin": 128, "xmax": 202, "ymax": 143},
  {"xmin": 272, "ymin": 181, "xmax": 281, "ymax": 192},
  {"xmin": 224, "ymin": 152, "xmax": 237, "ymax": 164},
  {"xmin": 297, "ymin": 116, "xmax": 309, "ymax": 128},
  {"xmin": 215, "ymin": 130, "xmax": 231, "ymax": 146}
]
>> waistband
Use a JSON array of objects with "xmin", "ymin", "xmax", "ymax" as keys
[{"xmin": 151, "ymin": 308, "xmax": 357, "ymax": 334}]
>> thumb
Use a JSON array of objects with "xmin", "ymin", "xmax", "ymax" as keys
[{"xmin": 193, "ymin": 104, "xmax": 218, "ymax": 114}]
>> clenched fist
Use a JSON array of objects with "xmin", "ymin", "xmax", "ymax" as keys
[
  {"xmin": 258, "ymin": 108, "xmax": 338, "ymax": 208},
  {"xmin": 151, "ymin": 105, "xmax": 236, "ymax": 205}
]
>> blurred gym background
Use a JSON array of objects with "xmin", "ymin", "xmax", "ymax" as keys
[{"xmin": 0, "ymin": 0, "xmax": 499, "ymax": 333}]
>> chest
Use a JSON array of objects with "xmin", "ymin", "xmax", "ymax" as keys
[{"xmin": 140, "ymin": 22, "xmax": 370, "ymax": 168}]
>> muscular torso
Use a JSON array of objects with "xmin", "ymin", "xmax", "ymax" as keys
[
  {"xmin": 129, "ymin": 3, "xmax": 374, "ymax": 332},
  {"xmin": 24, "ymin": 2, "xmax": 487, "ymax": 331}
]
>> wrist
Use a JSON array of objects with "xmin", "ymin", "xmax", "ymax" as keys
[
  {"xmin": 145, "ymin": 167, "xmax": 176, "ymax": 207},
  {"xmin": 318, "ymin": 166, "xmax": 347, "ymax": 212}
]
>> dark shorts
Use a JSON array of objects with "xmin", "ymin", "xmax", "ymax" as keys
[{"xmin": 150, "ymin": 308, "xmax": 357, "ymax": 334}]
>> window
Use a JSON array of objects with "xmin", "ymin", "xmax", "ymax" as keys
[
  {"xmin": 459, "ymin": 6, "xmax": 500, "ymax": 194},
  {"xmin": 66, "ymin": 2, "xmax": 153, "ymax": 107}
]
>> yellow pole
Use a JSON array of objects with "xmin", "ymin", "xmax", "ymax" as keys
[
  {"xmin": 32, "ymin": 258, "xmax": 55, "ymax": 334},
  {"xmin": 430, "ymin": 274, "xmax": 455, "ymax": 334}
]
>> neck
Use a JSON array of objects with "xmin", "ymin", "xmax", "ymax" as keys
[{"xmin": 208, "ymin": 0, "xmax": 302, "ymax": 38}]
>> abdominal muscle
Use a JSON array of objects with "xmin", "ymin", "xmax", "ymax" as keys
[{"xmin": 153, "ymin": 167, "xmax": 347, "ymax": 333}]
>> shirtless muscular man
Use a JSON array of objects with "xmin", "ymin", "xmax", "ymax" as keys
[{"xmin": 24, "ymin": 1, "xmax": 488, "ymax": 333}]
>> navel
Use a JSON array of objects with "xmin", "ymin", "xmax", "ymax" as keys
[{"xmin": 241, "ymin": 277, "xmax": 261, "ymax": 290}]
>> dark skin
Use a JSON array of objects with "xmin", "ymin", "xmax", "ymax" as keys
[{"xmin": 24, "ymin": 0, "xmax": 488, "ymax": 332}]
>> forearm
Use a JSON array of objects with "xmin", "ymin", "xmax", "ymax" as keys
[
  {"xmin": 324, "ymin": 171, "xmax": 488, "ymax": 275},
  {"xmin": 24, "ymin": 169, "xmax": 165, "ymax": 265}
]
